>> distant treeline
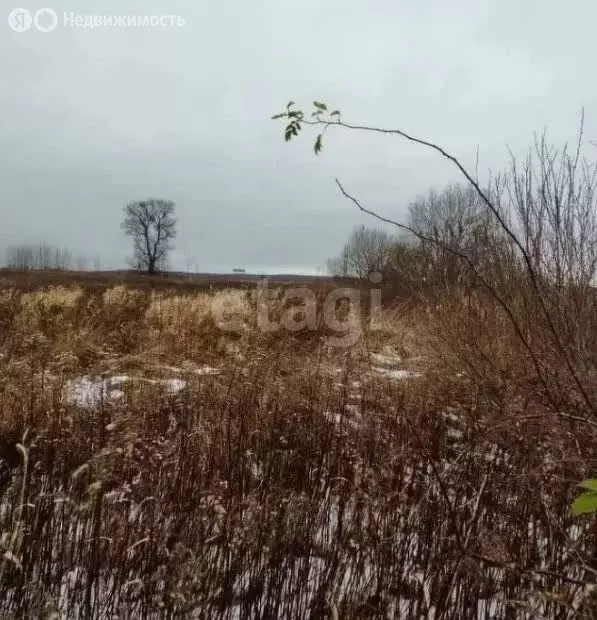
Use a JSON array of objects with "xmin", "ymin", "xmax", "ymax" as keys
[{"xmin": 4, "ymin": 243, "xmax": 101, "ymax": 271}]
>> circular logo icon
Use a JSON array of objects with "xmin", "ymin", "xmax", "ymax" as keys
[
  {"xmin": 34, "ymin": 8, "xmax": 57, "ymax": 32},
  {"xmin": 7, "ymin": 8, "xmax": 32, "ymax": 32}
]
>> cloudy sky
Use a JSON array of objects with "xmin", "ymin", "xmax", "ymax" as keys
[{"xmin": 1, "ymin": 0, "xmax": 596, "ymax": 273}]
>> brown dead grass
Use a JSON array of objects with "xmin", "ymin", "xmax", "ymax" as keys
[{"xmin": 0, "ymin": 273, "xmax": 595, "ymax": 617}]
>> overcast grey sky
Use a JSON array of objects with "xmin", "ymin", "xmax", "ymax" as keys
[{"xmin": 1, "ymin": 0, "xmax": 596, "ymax": 273}]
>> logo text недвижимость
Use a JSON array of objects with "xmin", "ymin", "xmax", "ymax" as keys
[{"xmin": 8, "ymin": 9, "xmax": 185, "ymax": 32}]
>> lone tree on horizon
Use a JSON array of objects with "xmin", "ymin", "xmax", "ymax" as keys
[{"xmin": 122, "ymin": 198, "xmax": 177, "ymax": 275}]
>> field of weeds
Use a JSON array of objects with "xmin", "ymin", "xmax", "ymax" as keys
[{"xmin": 0, "ymin": 273, "xmax": 596, "ymax": 618}]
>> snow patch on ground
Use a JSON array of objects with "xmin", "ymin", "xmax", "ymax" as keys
[
  {"xmin": 162, "ymin": 378, "xmax": 187, "ymax": 393},
  {"xmin": 370, "ymin": 353, "xmax": 401, "ymax": 367},
  {"xmin": 323, "ymin": 404, "xmax": 364, "ymax": 430},
  {"xmin": 64, "ymin": 375, "xmax": 188, "ymax": 408},
  {"xmin": 193, "ymin": 365, "xmax": 220, "ymax": 376},
  {"xmin": 64, "ymin": 377, "xmax": 125, "ymax": 408},
  {"xmin": 372, "ymin": 367, "xmax": 422, "ymax": 380}
]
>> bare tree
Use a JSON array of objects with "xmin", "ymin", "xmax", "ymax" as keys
[
  {"xmin": 6, "ymin": 245, "xmax": 34, "ymax": 270},
  {"xmin": 326, "ymin": 244, "xmax": 351, "ymax": 278},
  {"xmin": 6, "ymin": 243, "xmax": 73, "ymax": 270},
  {"xmin": 327, "ymin": 225, "xmax": 393, "ymax": 278},
  {"xmin": 76, "ymin": 254, "xmax": 88, "ymax": 271},
  {"xmin": 407, "ymin": 183, "xmax": 503, "ymax": 285},
  {"xmin": 409, "ymin": 184, "xmax": 485, "ymax": 247},
  {"xmin": 122, "ymin": 199, "xmax": 177, "ymax": 275}
]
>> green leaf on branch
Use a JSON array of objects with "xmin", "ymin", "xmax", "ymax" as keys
[
  {"xmin": 314, "ymin": 134, "xmax": 323, "ymax": 155},
  {"xmin": 330, "ymin": 110, "xmax": 341, "ymax": 117},
  {"xmin": 286, "ymin": 101, "xmax": 295, "ymax": 109},
  {"xmin": 313, "ymin": 101, "xmax": 328, "ymax": 111},
  {"xmin": 571, "ymin": 490, "xmax": 597, "ymax": 516},
  {"xmin": 271, "ymin": 113, "xmax": 286, "ymax": 120},
  {"xmin": 284, "ymin": 120, "xmax": 301, "ymax": 142},
  {"xmin": 578, "ymin": 479, "xmax": 597, "ymax": 491}
]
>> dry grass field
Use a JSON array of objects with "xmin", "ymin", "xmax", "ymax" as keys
[{"xmin": 0, "ymin": 268, "xmax": 596, "ymax": 618}]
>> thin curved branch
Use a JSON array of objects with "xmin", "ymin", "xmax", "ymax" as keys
[
  {"xmin": 335, "ymin": 179, "xmax": 556, "ymax": 408},
  {"xmin": 303, "ymin": 116, "xmax": 594, "ymax": 415}
]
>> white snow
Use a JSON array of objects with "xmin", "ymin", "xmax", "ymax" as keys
[
  {"xmin": 446, "ymin": 428, "xmax": 464, "ymax": 440},
  {"xmin": 64, "ymin": 375, "xmax": 187, "ymax": 407},
  {"xmin": 371, "ymin": 367, "xmax": 422, "ymax": 380},
  {"xmin": 323, "ymin": 404, "xmax": 363, "ymax": 430},
  {"xmin": 64, "ymin": 376, "xmax": 125, "ymax": 408},
  {"xmin": 163, "ymin": 378, "xmax": 186, "ymax": 393},
  {"xmin": 370, "ymin": 352, "xmax": 401, "ymax": 367},
  {"xmin": 193, "ymin": 365, "xmax": 220, "ymax": 375},
  {"xmin": 323, "ymin": 411, "xmax": 343, "ymax": 425}
]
